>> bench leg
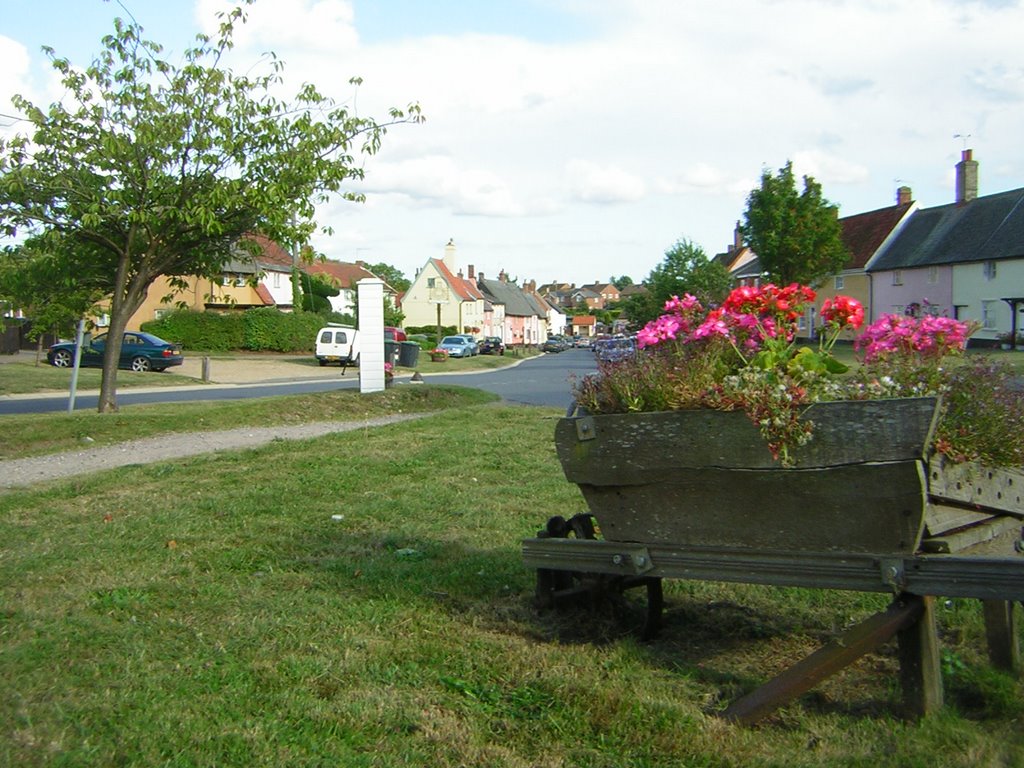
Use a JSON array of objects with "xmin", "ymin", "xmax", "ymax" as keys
[
  {"xmin": 897, "ymin": 595, "xmax": 944, "ymax": 718},
  {"xmin": 983, "ymin": 599, "xmax": 1021, "ymax": 674}
]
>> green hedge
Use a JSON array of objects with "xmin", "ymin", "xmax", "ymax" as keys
[{"xmin": 142, "ymin": 309, "xmax": 333, "ymax": 353}]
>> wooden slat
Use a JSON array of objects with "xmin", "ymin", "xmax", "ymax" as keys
[
  {"xmin": 722, "ymin": 596, "xmax": 925, "ymax": 725},
  {"xmin": 556, "ymin": 398, "xmax": 938, "ymax": 480},
  {"xmin": 925, "ymin": 503, "xmax": 997, "ymax": 537},
  {"xmin": 898, "ymin": 596, "xmax": 944, "ymax": 718},
  {"xmin": 577, "ymin": 461, "xmax": 927, "ymax": 554},
  {"xmin": 920, "ymin": 516, "xmax": 1022, "ymax": 554},
  {"xmin": 928, "ymin": 457, "xmax": 1024, "ymax": 517}
]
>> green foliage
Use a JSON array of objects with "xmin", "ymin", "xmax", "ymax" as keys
[
  {"xmin": 406, "ymin": 325, "xmax": 457, "ymax": 340},
  {"xmin": 298, "ymin": 272, "xmax": 340, "ymax": 313},
  {"xmin": 242, "ymin": 308, "xmax": 324, "ymax": 352},
  {"xmin": 609, "ymin": 274, "xmax": 634, "ymax": 289},
  {"xmin": 142, "ymin": 308, "xmax": 325, "ymax": 353},
  {"xmin": 0, "ymin": 6, "xmax": 422, "ymax": 410},
  {"xmin": 364, "ymin": 262, "xmax": 411, "ymax": 292},
  {"xmin": 142, "ymin": 310, "xmax": 245, "ymax": 352},
  {"xmin": 740, "ymin": 160, "xmax": 850, "ymax": 286},
  {"xmin": 0, "ymin": 239, "xmax": 105, "ymax": 339},
  {"xmin": 625, "ymin": 238, "xmax": 731, "ymax": 327}
]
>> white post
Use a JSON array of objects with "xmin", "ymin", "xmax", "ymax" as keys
[{"xmin": 357, "ymin": 278, "xmax": 386, "ymax": 393}]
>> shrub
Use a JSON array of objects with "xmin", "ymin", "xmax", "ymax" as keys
[
  {"xmin": 142, "ymin": 310, "xmax": 244, "ymax": 351},
  {"xmin": 242, "ymin": 308, "xmax": 324, "ymax": 352}
]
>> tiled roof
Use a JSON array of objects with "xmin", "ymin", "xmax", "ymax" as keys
[
  {"xmin": 840, "ymin": 202, "xmax": 914, "ymax": 269},
  {"xmin": 478, "ymin": 278, "xmax": 545, "ymax": 318},
  {"xmin": 431, "ymin": 259, "xmax": 484, "ymax": 301},
  {"xmin": 243, "ymin": 233, "xmax": 293, "ymax": 267},
  {"xmin": 255, "ymin": 284, "xmax": 276, "ymax": 306},
  {"xmin": 306, "ymin": 260, "xmax": 380, "ymax": 289},
  {"xmin": 868, "ymin": 187, "xmax": 1024, "ymax": 271}
]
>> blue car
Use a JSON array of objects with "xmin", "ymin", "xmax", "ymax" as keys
[
  {"xmin": 436, "ymin": 335, "xmax": 477, "ymax": 358},
  {"xmin": 47, "ymin": 331, "xmax": 184, "ymax": 372},
  {"xmin": 594, "ymin": 337, "xmax": 636, "ymax": 363}
]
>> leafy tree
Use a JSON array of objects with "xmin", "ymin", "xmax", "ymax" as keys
[
  {"xmin": 609, "ymin": 275, "xmax": 634, "ymax": 289},
  {"xmin": 739, "ymin": 161, "xmax": 849, "ymax": 286},
  {"xmin": 0, "ymin": 239, "xmax": 106, "ymax": 360},
  {"xmin": 624, "ymin": 238, "xmax": 731, "ymax": 327},
  {"xmin": 364, "ymin": 262, "xmax": 411, "ymax": 293},
  {"xmin": 0, "ymin": 4, "xmax": 422, "ymax": 411},
  {"xmin": 298, "ymin": 272, "xmax": 340, "ymax": 314}
]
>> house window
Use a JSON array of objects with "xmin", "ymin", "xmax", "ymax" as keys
[
  {"xmin": 834, "ymin": 276, "xmax": 845, "ymax": 290},
  {"xmin": 927, "ymin": 266, "xmax": 938, "ymax": 284},
  {"xmin": 427, "ymin": 277, "xmax": 436, "ymax": 289},
  {"xmin": 983, "ymin": 261, "xmax": 997, "ymax": 281},
  {"xmin": 892, "ymin": 270, "xmax": 903, "ymax": 286},
  {"xmin": 154, "ymin": 308, "xmax": 172, "ymax": 320},
  {"xmin": 273, "ymin": 272, "xmax": 281, "ymax": 288},
  {"xmin": 982, "ymin": 300, "xmax": 997, "ymax": 330}
]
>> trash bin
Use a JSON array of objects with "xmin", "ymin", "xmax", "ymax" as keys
[
  {"xmin": 384, "ymin": 340, "xmax": 400, "ymax": 366},
  {"xmin": 398, "ymin": 341, "xmax": 420, "ymax": 367}
]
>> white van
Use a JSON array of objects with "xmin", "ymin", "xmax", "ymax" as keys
[{"xmin": 315, "ymin": 324, "xmax": 360, "ymax": 367}]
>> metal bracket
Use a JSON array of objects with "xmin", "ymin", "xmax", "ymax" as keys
[
  {"xmin": 575, "ymin": 415, "xmax": 596, "ymax": 442},
  {"xmin": 610, "ymin": 548, "xmax": 654, "ymax": 576},
  {"xmin": 879, "ymin": 558, "xmax": 906, "ymax": 592}
]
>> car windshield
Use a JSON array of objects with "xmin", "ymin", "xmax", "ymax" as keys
[{"xmin": 441, "ymin": 336, "xmax": 464, "ymax": 344}]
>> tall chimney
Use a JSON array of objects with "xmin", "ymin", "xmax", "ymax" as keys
[
  {"xmin": 956, "ymin": 149, "xmax": 978, "ymax": 204},
  {"xmin": 467, "ymin": 264, "xmax": 475, "ymax": 280},
  {"xmin": 896, "ymin": 186, "xmax": 912, "ymax": 206},
  {"xmin": 443, "ymin": 238, "xmax": 457, "ymax": 272},
  {"xmin": 733, "ymin": 221, "xmax": 743, "ymax": 250}
]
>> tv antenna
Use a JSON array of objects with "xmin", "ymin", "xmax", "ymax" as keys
[{"xmin": 953, "ymin": 133, "xmax": 972, "ymax": 150}]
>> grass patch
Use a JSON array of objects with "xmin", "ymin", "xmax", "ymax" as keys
[
  {"xmin": 0, "ymin": 403, "xmax": 1021, "ymax": 766},
  {"xmin": 0, "ymin": 359, "xmax": 198, "ymax": 395},
  {"xmin": 0, "ymin": 385, "xmax": 498, "ymax": 460}
]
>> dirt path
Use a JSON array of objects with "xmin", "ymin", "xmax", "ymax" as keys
[{"xmin": 0, "ymin": 413, "xmax": 427, "ymax": 493}]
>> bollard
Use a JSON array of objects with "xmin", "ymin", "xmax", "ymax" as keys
[{"xmin": 202, "ymin": 356, "xmax": 211, "ymax": 382}]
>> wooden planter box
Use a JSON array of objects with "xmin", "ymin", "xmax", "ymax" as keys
[{"xmin": 554, "ymin": 398, "xmax": 941, "ymax": 555}]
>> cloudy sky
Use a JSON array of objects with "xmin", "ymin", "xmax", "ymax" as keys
[{"xmin": 2, "ymin": 0, "xmax": 1022, "ymax": 286}]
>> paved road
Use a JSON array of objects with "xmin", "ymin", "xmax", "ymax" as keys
[{"xmin": 0, "ymin": 349, "xmax": 599, "ymax": 415}]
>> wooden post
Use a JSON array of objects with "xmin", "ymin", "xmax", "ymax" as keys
[
  {"xmin": 722, "ymin": 596, "xmax": 924, "ymax": 725},
  {"xmin": 897, "ymin": 595, "xmax": 944, "ymax": 717},
  {"xmin": 983, "ymin": 600, "xmax": 1021, "ymax": 673}
]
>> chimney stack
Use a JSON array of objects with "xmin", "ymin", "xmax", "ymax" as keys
[
  {"xmin": 467, "ymin": 264, "xmax": 475, "ymax": 280},
  {"xmin": 896, "ymin": 186, "xmax": 912, "ymax": 206},
  {"xmin": 443, "ymin": 238, "xmax": 457, "ymax": 272},
  {"xmin": 733, "ymin": 221, "xmax": 743, "ymax": 250},
  {"xmin": 956, "ymin": 149, "xmax": 978, "ymax": 204}
]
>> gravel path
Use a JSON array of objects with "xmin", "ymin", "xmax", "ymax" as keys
[{"xmin": 0, "ymin": 413, "xmax": 426, "ymax": 493}]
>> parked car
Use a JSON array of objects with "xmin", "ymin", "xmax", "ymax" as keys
[
  {"xmin": 575, "ymin": 336, "xmax": 592, "ymax": 348},
  {"xmin": 479, "ymin": 336, "xmax": 505, "ymax": 355},
  {"xmin": 453, "ymin": 334, "xmax": 480, "ymax": 355},
  {"xmin": 541, "ymin": 337, "xmax": 569, "ymax": 353},
  {"xmin": 384, "ymin": 326, "xmax": 407, "ymax": 342},
  {"xmin": 436, "ymin": 335, "xmax": 477, "ymax": 358},
  {"xmin": 594, "ymin": 337, "xmax": 636, "ymax": 363},
  {"xmin": 315, "ymin": 324, "xmax": 359, "ymax": 367},
  {"xmin": 47, "ymin": 331, "xmax": 184, "ymax": 372}
]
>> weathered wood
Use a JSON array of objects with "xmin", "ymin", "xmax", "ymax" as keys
[
  {"xmin": 576, "ymin": 461, "xmax": 928, "ymax": 553},
  {"xmin": 555, "ymin": 399, "xmax": 938, "ymax": 554},
  {"xmin": 924, "ymin": 503, "xmax": 997, "ymax": 537},
  {"xmin": 557, "ymin": 398, "xmax": 939, "ymax": 479},
  {"xmin": 721, "ymin": 596, "xmax": 925, "ymax": 725},
  {"xmin": 898, "ymin": 595, "xmax": 944, "ymax": 718},
  {"xmin": 920, "ymin": 515, "xmax": 1021, "ymax": 554},
  {"xmin": 983, "ymin": 600, "xmax": 1021, "ymax": 673},
  {"xmin": 522, "ymin": 538, "xmax": 1024, "ymax": 601},
  {"xmin": 928, "ymin": 457, "xmax": 1024, "ymax": 517}
]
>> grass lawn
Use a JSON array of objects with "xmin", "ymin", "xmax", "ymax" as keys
[
  {"xmin": 0, "ymin": 359, "xmax": 199, "ymax": 396},
  {"xmin": 1, "ymin": 392, "xmax": 1022, "ymax": 766}
]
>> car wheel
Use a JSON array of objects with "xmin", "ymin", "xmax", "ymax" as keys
[
  {"xmin": 51, "ymin": 349, "xmax": 73, "ymax": 368},
  {"xmin": 130, "ymin": 356, "xmax": 151, "ymax": 372}
]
